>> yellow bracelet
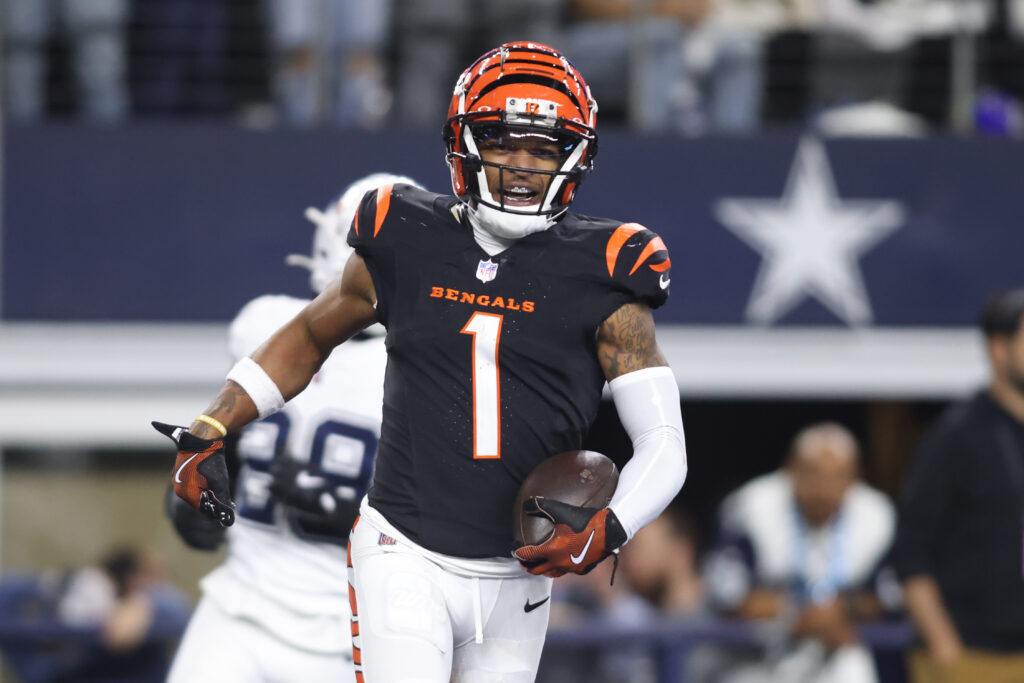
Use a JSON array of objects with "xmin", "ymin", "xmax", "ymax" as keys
[{"xmin": 195, "ymin": 414, "xmax": 228, "ymax": 437}]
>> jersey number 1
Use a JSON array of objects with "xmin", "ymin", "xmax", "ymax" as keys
[{"xmin": 460, "ymin": 311, "xmax": 503, "ymax": 459}]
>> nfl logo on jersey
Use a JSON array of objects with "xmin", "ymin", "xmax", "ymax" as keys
[{"xmin": 476, "ymin": 259, "xmax": 498, "ymax": 283}]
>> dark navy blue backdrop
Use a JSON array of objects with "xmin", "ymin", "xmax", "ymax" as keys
[{"xmin": 4, "ymin": 124, "xmax": 1022, "ymax": 324}]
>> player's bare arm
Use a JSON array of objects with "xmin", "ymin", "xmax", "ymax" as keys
[
  {"xmin": 598, "ymin": 299, "xmax": 687, "ymax": 546},
  {"xmin": 187, "ymin": 381, "xmax": 255, "ymax": 439},
  {"xmin": 157, "ymin": 254, "xmax": 379, "ymax": 523},
  {"xmin": 596, "ymin": 301, "xmax": 669, "ymax": 380},
  {"xmin": 249, "ymin": 254, "xmax": 377, "ymax": 398},
  {"xmin": 188, "ymin": 254, "xmax": 378, "ymax": 439}
]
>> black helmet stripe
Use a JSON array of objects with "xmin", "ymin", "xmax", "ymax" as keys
[
  {"xmin": 473, "ymin": 59, "xmax": 585, "ymax": 90},
  {"xmin": 467, "ymin": 74, "xmax": 586, "ymax": 119},
  {"xmin": 467, "ymin": 44, "xmax": 565, "ymax": 71}
]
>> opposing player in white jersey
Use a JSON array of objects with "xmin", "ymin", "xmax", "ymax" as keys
[{"xmin": 166, "ymin": 173, "xmax": 420, "ymax": 683}]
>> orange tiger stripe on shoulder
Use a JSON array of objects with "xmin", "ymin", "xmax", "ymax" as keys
[
  {"xmin": 373, "ymin": 184, "xmax": 394, "ymax": 237},
  {"xmin": 352, "ymin": 187, "xmax": 393, "ymax": 238},
  {"xmin": 605, "ymin": 223, "xmax": 645, "ymax": 276},
  {"xmin": 628, "ymin": 236, "xmax": 671, "ymax": 274},
  {"xmin": 606, "ymin": 223, "xmax": 671, "ymax": 277}
]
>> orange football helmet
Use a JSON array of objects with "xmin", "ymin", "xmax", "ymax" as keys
[{"xmin": 443, "ymin": 42, "xmax": 598, "ymax": 227}]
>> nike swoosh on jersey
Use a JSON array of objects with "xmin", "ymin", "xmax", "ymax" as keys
[
  {"xmin": 659, "ymin": 274, "xmax": 670, "ymax": 290},
  {"xmin": 570, "ymin": 530, "xmax": 596, "ymax": 564},
  {"xmin": 524, "ymin": 596, "xmax": 550, "ymax": 613},
  {"xmin": 174, "ymin": 453, "xmax": 199, "ymax": 484}
]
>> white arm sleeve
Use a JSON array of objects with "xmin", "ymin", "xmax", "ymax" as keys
[{"xmin": 607, "ymin": 366, "xmax": 688, "ymax": 542}]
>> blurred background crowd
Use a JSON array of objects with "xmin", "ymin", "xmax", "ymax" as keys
[
  {"xmin": 2, "ymin": 1, "xmax": 1024, "ymax": 682},
  {"xmin": 3, "ymin": 0, "xmax": 1024, "ymax": 136}
]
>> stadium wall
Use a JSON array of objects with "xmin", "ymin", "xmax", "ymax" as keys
[{"xmin": 3, "ymin": 125, "xmax": 1013, "ymax": 446}]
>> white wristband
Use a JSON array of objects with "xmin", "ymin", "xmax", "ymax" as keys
[{"xmin": 226, "ymin": 357, "xmax": 285, "ymax": 419}]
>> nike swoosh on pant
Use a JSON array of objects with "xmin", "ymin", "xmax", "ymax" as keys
[
  {"xmin": 174, "ymin": 453, "xmax": 199, "ymax": 484},
  {"xmin": 524, "ymin": 597, "xmax": 550, "ymax": 613},
  {"xmin": 570, "ymin": 530, "xmax": 596, "ymax": 564}
]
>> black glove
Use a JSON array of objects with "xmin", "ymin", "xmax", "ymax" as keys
[
  {"xmin": 269, "ymin": 455, "xmax": 359, "ymax": 543},
  {"xmin": 513, "ymin": 498, "xmax": 627, "ymax": 577},
  {"xmin": 153, "ymin": 421, "xmax": 235, "ymax": 527},
  {"xmin": 164, "ymin": 485, "xmax": 226, "ymax": 551}
]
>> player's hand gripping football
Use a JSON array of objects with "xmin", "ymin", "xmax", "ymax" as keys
[
  {"xmin": 153, "ymin": 421, "xmax": 235, "ymax": 527},
  {"xmin": 513, "ymin": 497, "xmax": 627, "ymax": 578}
]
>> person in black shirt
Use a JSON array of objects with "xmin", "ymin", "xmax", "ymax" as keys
[{"xmin": 894, "ymin": 289, "xmax": 1024, "ymax": 682}]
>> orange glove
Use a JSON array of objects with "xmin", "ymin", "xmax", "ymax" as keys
[
  {"xmin": 513, "ymin": 497, "xmax": 627, "ymax": 578},
  {"xmin": 153, "ymin": 421, "xmax": 235, "ymax": 527}
]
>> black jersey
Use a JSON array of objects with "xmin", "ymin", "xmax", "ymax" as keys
[{"xmin": 347, "ymin": 184, "xmax": 670, "ymax": 558}]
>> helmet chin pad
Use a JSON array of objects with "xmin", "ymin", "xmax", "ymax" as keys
[{"xmin": 472, "ymin": 201, "xmax": 554, "ymax": 240}]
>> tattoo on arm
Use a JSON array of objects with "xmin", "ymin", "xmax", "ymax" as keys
[
  {"xmin": 207, "ymin": 381, "xmax": 247, "ymax": 418},
  {"xmin": 598, "ymin": 302, "xmax": 668, "ymax": 380},
  {"xmin": 189, "ymin": 381, "xmax": 254, "ymax": 438}
]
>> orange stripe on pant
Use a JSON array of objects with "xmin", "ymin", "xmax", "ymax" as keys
[
  {"xmin": 348, "ymin": 516, "xmax": 364, "ymax": 680},
  {"xmin": 347, "ymin": 516, "xmax": 360, "ymax": 568}
]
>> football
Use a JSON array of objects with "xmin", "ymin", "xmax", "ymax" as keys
[{"xmin": 513, "ymin": 450, "xmax": 619, "ymax": 546}]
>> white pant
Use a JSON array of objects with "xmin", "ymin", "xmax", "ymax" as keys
[
  {"xmin": 348, "ymin": 512, "xmax": 552, "ymax": 682},
  {"xmin": 167, "ymin": 597, "xmax": 355, "ymax": 683}
]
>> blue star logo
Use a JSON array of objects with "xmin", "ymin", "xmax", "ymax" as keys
[{"xmin": 714, "ymin": 137, "xmax": 905, "ymax": 326}]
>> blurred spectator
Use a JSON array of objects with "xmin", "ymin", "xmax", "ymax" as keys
[
  {"xmin": 390, "ymin": 0, "xmax": 565, "ymax": 130},
  {"xmin": 750, "ymin": 0, "xmax": 1017, "ymax": 132},
  {"xmin": 893, "ymin": 289, "xmax": 1024, "ymax": 683},
  {"xmin": 263, "ymin": 0, "xmax": 393, "ymax": 127},
  {"xmin": 808, "ymin": 0, "xmax": 987, "ymax": 130},
  {"xmin": 972, "ymin": 87, "xmax": 1024, "ymax": 136},
  {"xmin": 976, "ymin": 0, "xmax": 1024, "ymax": 132},
  {"xmin": 539, "ymin": 508, "xmax": 704, "ymax": 683},
  {"xmin": 130, "ymin": 0, "xmax": 230, "ymax": 117},
  {"xmin": 540, "ymin": 561, "xmax": 658, "ymax": 683},
  {"xmin": 0, "ymin": 546, "xmax": 191, "ymax": 682},
  {"xmin": 1, "ymin": 0, "xmax": 129, "ymax": 122},
  {"xmin": 702, "ymin": 422, "xmax": 899, "ymax": 683},
  {"xmin": 620, "ymin": 506, "xmax": 704, "ymax": 616},
  {"xmin": 558, "ymin": 0, "xmax": 763, "ymax": 134}
]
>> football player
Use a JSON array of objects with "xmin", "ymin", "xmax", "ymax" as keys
[
  {"xmin": 156, "ymin": 42, "xmax": 688, "ymax": 682},
  {"xmin": 164, "ymin": 173, "xmax": 419, "ymax": 682}
]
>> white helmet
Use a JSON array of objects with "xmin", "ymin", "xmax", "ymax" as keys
[{"xmin": 287, "ymin": 173, "xmax": 422, "ymax": 294}]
